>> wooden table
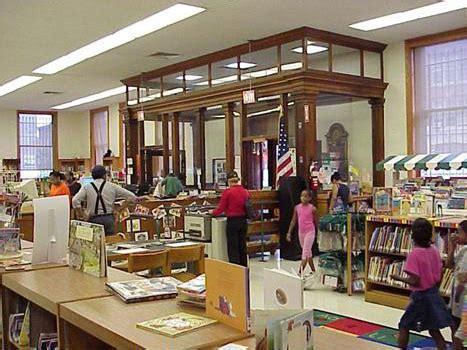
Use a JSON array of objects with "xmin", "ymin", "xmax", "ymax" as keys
[
  {"xmin": 59, "ymin": 297, "xmax": 250, "ymax": 350},
  {"xmin": 2, "ymin": 266, "xmax": 140, "ymax": 350},
  {"xmin": 314, "ymin": 327, "xmax": 396, "ymax": 350}
]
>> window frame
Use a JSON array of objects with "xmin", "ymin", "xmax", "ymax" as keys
[
  {"xmin": 405, "ymin": 27, "xmax": 467, "ymax": 154},
  {"xmin": 17, "ymin": 110, "xmax": 58, "ymax": 179},
  {"xmin": 90, "ymin": 106, "xmax": 110, "ymax": 166}
]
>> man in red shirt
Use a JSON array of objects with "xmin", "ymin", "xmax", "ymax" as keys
[{"xmin": 211, "ymin": 171, "xmax": 249, "ymax": 267}]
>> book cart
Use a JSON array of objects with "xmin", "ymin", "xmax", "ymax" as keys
[{"xmin": 364, "ymin": 215, "xmax": 458, "ymax": 309}]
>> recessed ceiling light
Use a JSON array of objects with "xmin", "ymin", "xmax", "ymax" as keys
[
  {"xmin": 0, "ymin": 75, "xmax": 42, "ymax": 97},
  {"xmin": 51, "ymin": 86, "xmax": 136, "ymax": 109},
  {"xmin": 349, "ymin": 0, "xmax": 467, "ymax": 31},
  {"xmin": 291, "ymin": 42, "xmax": 328, "ymax": 54},
  {"xmin": 34, "ymin": 4, "xmax": 205, "ymax": 74},
  {"xmin": 225, "ymin": 62, "xmax": 257, "ymax": 69},
  {"xmin": 176, "ymin": 74, "xmax": 202, "ymax": 81}
]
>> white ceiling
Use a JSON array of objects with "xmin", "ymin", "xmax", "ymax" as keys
[{"xmin": 0, "ymin": 0, "xmax": 465, "ymax": 111}]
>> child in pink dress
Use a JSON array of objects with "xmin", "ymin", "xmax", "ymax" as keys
[{"xmin": 287, "ymin": 190, "xmax": 318, "ymax": 276}]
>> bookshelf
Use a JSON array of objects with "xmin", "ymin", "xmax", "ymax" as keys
[
  {"xmin": 58, "ymin": 158, "xmax": 90, "ymax": 173},
  {"xmin": 365, "ymin": 215, "xmax": 456, "ymax": 310}
]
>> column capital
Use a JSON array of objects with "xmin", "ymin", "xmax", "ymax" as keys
[
  {"xmin": 368, "ymin": 97, "xmax": 385, "ymax": 107},
  {"xmin": 292, "ymin": 91, "xmax": 319, "ymax": 104}
]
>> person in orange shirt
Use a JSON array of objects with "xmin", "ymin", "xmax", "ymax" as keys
[{"xmin": 48, "ymin": 171, "xmax": 71, "ymax": 197}]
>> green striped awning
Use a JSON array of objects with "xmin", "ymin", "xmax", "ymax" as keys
[{"xmin": 376, "ymin": 153, "xmax": 467, "ymax": 171}]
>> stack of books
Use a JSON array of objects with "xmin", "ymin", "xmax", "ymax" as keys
[
  {"xmin": 106, "ymin": 277, "xmax": 181, "ymax": 303},
  {"xmin": 439, "ymin": 268, "xmax": 454, "ymax": 296},
  {"xmin": 368, "ymin": 256, "xmax": 409, "ymax": 288},
  {"xmin": 177, "ymin": 274, "xmax": 206, "ymax": 309},
  {"xmin": 369, "ymin": 226, "xmax": 413, "ymax": 255}
]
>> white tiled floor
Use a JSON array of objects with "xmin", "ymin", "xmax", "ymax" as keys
[{"xmin": 248, "ymin": 255, "xmax": 452, "ymax": 339}]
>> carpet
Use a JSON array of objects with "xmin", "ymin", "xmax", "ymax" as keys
[{"xmin": 313, "ymin": 310, "xmax": 448, "ymax": 349}]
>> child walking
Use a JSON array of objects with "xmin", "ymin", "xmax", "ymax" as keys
[
  {"xmin": 391, "ymin": 218, "xmax": 452, "ymax": 350},
  {"xmin": 446, "ymin": 220, "xmax": 467, "ymax": 350},
  {"xmin": 286, "ymin": 190, "xmax": 318, "ymax": 276}
]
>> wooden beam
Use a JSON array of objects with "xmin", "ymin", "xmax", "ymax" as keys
[
  {"xmin": 224, "ymin": 103, "xmax": 235, "ymax": 172},
  {"xmin": 328, "ymin": 44, "xmax": 333, "ymax": 72},
  {"xmin": 192, "ymin": 108, "xmax": 206, "ymax": 189},
  {"xmin": 240, "ymin": 102, "xmax": 248, "ymax": 188},
  {"xmin": 359, "ymin": 49, "xmax": 364, "ymax": 77},
  {"xmin": 294, "ymin": 92, "xmax": 318, "ymax": 178},
  {"xmin": 172, "ymin": 112, "xmax": 180, "ymax": 175},
  {"xmin": 162, "ymin": 114, "xmax": 170, "ymax": 176},
  {"xmin": 369, "ymin": 98, "xmax": 385, "ymax": 187}
]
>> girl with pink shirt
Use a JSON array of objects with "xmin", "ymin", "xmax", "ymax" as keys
[
  {"xmin": 391, "ymin": 218, "xmax": 452, "ymax": 350},
  {"xmin": 286, "ymin": 190, "xmax": 318, "ymax": 276}
]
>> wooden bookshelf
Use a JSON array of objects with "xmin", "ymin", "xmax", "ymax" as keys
[
  {"xmin": 58, "ymin": 158, "xmax": 90, "ymax": 173},
  {"xmin": 365, "ymin": 215, "xmax": 454, "ymax": 310},
  {"xmin": 1, "ymin": 266, "xmax": 140, "ymax": 349}
]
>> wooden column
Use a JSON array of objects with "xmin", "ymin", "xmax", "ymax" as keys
[
  {"xmin": 294, "ymin": 92, "xmax": 318, "ymax": 179},
  {"xmin": 162, "ymin": 114, "xmax": 170, "ymax": 176},
  {"xmin": 172, "ymin": 112, "xmax": 180, "ymax": 176},
  {"xmin": 124, "ymin": 111, "xmax": 144, "ymax": 184},
  {"xmin": 369, "ymin": 98, "xmax": 385, "ymax": 187},
  {"xmin": 192, "ymin": 108, "xmax": 206, "ymax": 189},
  {"xmin": 240, "ymin": 102, "xmax": 248, "ymax": 188},
  {"xmin": 223, "ymin": 103, "xmax": 235, "ymax": 173}
]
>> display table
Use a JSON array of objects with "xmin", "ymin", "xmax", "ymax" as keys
[
  {"xmin": 2, "ymin": 266, "xmax": 140, "ymax": 349},
  {"xmin": 59, "ymin": 296, "xmax": 249, "ymax": 350}
]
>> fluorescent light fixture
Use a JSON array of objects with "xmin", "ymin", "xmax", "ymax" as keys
[
  {"xmin": 52, "ymin": 86, "xmax": 136, "ymax": 109},
  {"xmin": 350, "ymin": 0, "xmax": 467, "ymax": 31},
  {"xmin": 176, "ymin": 74, "xmax": 202, "ymax": 81},
  {"xmin": 281, "ymin": 62, "xmax": 303, "ymax": 70},
  {"xmin": 0, "ymin": 75, "xmax": 42, "ymax": 97},
  {"xmin": 258, "ymin": 95, "xmax": 281, "ymax": 102},
  {"xmin": 206, "ymin": 105, "xmax": 222, "ymax": 110},
  {"xmin": 292, "ymin": 41, "xmax": 328, "ymax": 54},
  {"xmin": 248, "ymin": 106, "xmax": 280, "ymax": 118},
  {"xmin": 225, "ymin": 62, "xmax": 257, "ymax": 69},
  {"xmin": 34, "ymin": 4, "xmax": 205, "ymax": 74}
]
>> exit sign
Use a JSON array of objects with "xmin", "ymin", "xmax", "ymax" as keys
[{"xmin": 243, "ymin": 90, "xmax": 256, "ymax": 104}]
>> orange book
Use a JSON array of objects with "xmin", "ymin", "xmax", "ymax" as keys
[{"xmin": 205, "ymin": 258, "xmax": 250, "ymax": 333}]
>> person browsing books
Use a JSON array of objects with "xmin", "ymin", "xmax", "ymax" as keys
[
  {"xmin": 446, "ymin": 220, "xmax": 467, "ymax": 350},
  {"xmin": 391, "ymin": 218, "xmax": 452, "ymax": 350},
  {"xmin": 210, "ymin": 171, "xmax": 250, "ymax": 267},
  {"xmin": 72, "ymin": 165, "xmax": 136, "ymax": 235},
  {"xmin": 286, "ymin": 189, "xmax": 318, "ymax": 277},
  {"xmin": 48, "ymin": 171, "xmax": 71, "ymax": 198},
  {"xmin": 329, "ymin": 172, "xmax": 353, "ymax": 214},
  {"xmin": 64, "ymin": 171, "xmax": 81, "ymax": 197}
]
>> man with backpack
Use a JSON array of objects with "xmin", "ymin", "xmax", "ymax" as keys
[{"xmin": 72, "ymin": 165, "xmax": 136, "ymax": 235}]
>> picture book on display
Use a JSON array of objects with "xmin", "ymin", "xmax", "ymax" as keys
[
  {"xmin": 177, "ymin": 274, "xmax": 206, "ymax": 309},
  {"xmin": 136, "ymin": 312, "xmax": 217, "ymax": 337},
  {"xmin": 267, "ymin": 310, "xmax": 314, "ymax": 350},
  {"xmin": 263, "ymin": 268, "xmax": 303, "ymax": 310},
  {"xmin": 106, "ymin": 277, "xmax": 181, "ymax": 303},
  {"xmin": 205, "ymin": 259, "xmax": 250, "ymax": 333},
  {"xmin": 69, "ymin": 220, "xmax": 107, "ymax": 278}
]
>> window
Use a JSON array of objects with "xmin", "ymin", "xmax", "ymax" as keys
[
  {"xmin": 412, "ymin": 37, "xmax": 467, "ymax": 177},
  {"xmin": 91, "ymin": 108, "xmax": 109, "ymax": 165},
  {"xmin": 18, "ymin": 113, "xmax": 54, "ymax": 179}
]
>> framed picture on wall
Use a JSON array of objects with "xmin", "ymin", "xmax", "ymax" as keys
[{"xmin": 212, "ymin": 158, "xmax": 227, "ymax": 185}]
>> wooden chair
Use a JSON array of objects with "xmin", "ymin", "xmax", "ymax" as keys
[
  {"xmin": 105, "ymin": 232, "xmax": 128, "ymax": 245},
  {"xmin": 167, "ymin": 245, "xmax": 205, "ymax": 282},
  {"xmin": 127, "ymin": 250, "xmax": 169, "ymax": 275}
]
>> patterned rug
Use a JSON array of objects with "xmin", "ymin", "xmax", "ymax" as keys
[{"xmin": 313, "ymin": 310, "xmax": 450, "ymax": 349}]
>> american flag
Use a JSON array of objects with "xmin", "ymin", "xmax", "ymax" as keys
[{"xmin": 276, "ymin": 105, "xmax": 294, "ymax": 186}]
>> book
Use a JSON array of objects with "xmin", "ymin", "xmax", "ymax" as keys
[
  {"xmin": 38, "ymin": 332, "xmax": 58, "ymax": 350},
  {"xmin": 69, "ymin": 220, "xmax": 107, "ymax": 278},
  {"xmin": 279, "ymin": 310, "xmax": 313, "ymax": 350},
  {"xmin": 206, "ymin": 258, "xmax": 250, "ymax": 333},
  {"xmin": 263, "ymin": 268, "xmax": 303, "ymax": 310},
  {"xmin": 18, "ymin": 303, "xmax": 30, "ymax": 346},
  {"xmin": 106, "ymin": 277, "xmax": 181, "ymax": 303},
  {"xmin": 136, "ymin": 312, "xmax": 217, "ymax": 337},
  {"xmin": 373, "ymin": 187, "xmax": 392, "ymax": 214},
  {"xmin": 178, "ymin": 274, "xmax": 205, "ymax": 294},
  {"xmin": 8, "ymin": 313, "xmax": 24, "ymax": 344}
]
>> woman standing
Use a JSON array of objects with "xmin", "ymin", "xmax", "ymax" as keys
[
  {"xmin": 328, "ymin": 172, "xmax": 353, "ymax": 214},
  {"xmin": 65, "ymin": 171, "xmax": 81, "ymax": 197},
  {"xmin": 211, "ymin": 171, "xmax": 250, "ymax": 267}
]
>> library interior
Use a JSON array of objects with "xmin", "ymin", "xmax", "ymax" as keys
[{"xmin": 0, "ymin": 1, "xmax": 466, "ymax": 349}]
